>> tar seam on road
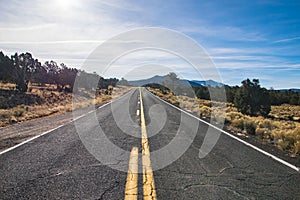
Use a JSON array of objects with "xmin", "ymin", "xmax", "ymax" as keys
[
  {"xmin": 139, "ymin": 88, "xmax": 157, "ymax": 200},
  {"xmin": 0, "ymin": 89, "xmax": 135, "ymax": 156},
  {"xmin": 124, "ymin": 147, "xmax": 139, "ymax": 200},
  {"xmin": 146, "ymin": 89, "xmax": 300, "ymax": 172}
]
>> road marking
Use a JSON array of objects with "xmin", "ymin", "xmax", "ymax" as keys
[
  {"xmin": 0, "ymin": 89, "xmax": 135, "ymax": 156},
  {"xmin": 146, "ymin": 89, "xmax": 300, "ymax": 172},
  {"xmin": 125, "ymin": 147, "xmax": 139, "ymax": 200},
  {"xmin": 0, "ymin": 124, "xmax": 64, "ymax": 155},
  {"xmin": 136, "ymin": 110, "xmax": 140, "ymax": 116},
  {"xmin": 139, "ymin": 88, "xmax": 157, "ymax": 200}
]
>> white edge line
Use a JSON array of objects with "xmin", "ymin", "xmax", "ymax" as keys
[
  {"xmin": 0, "ymin": 88, "xmax": 135, "ymax": 156},
  {"xmin": 0, "ymin": 124, "xmax": 64, "ymax": 155},
  {"xmin": 146, "ymin": 89, "xmax": 300, "ymax": 172}
]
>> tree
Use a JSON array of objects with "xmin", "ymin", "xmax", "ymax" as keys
[
  {"xmin": 117, "ymin": 77, "xmax": 130, "ymax": 86},
  {"xmin": 10, "ymin": 52, "xmax": 38, "ymax": 92},
  {"xmin": 32, "ymin": 62, "xmax": 47, "ymax": 85},
  {"xmin": 195, "ymin": 86, "xmax": 209, "ymax": 100},
  {"xmin": 58, "ymin": 63, "xmax": 78, "ymax": 92},
  {"xmin": 234, "ymin": 79, "xmax": 271, "ymax": 117},
  {"xmin": 44, "ymin": 60, "xmax": 60, "ymax": 86},
  {"xmin": 0, "ymin": 51, "xmax": 14, "ymax": 83}
]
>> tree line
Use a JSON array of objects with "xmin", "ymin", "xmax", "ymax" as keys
[
  {"xmin": 194, "ymin": 79, "xmax": 300, "ymax": 116},
  {"xmin": 146, "ymin": 73, "xmax": 299, "ymax": 118},
  {"xmin": 194, "ymin": 81, "xmax": 300, "ymax": 106},
  {"xmin": 0, "ymin": 51, "xmax": 118, "ymax": 92}
]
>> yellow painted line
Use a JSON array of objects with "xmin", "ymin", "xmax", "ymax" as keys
[
  {"xmin": 139, "ymin": 88, "xmax": 157, "ymax": 200},
  {"xmin": 124, "ymin": 147, "xmax": 139, "ymax": 200}
]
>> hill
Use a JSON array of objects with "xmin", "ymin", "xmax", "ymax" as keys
[{"xmin": 128, "ymin": 75, "xmax": 224, "ymax": 87}]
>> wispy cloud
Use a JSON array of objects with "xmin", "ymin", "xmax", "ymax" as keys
[
  {"xmin": 179, "ymin": 24, "xmax": 265, "ymax": 42},
  {"xmin": 273, "ymin": 36, "xmax": 300, "ymax": 43}
]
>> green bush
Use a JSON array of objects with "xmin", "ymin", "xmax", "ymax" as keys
[{"xmin": 234, "ymin": 79, "xmax": 271, "ymax": 117}]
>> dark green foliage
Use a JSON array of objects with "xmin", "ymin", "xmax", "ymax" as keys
[
  {"xmin": 269, "ymin": 89, "xmax": 300, "ymax": 105},
  {"xmin": 225, "ymin": 85, "xmax": 239, "ymax": 103},
  {"xmin": 234, "ymin": 79, "xmax": 271, "ymax": 117},
  {"xmin": 194, "ymin": 86, "xmax": 210, "ymax": 100},
  {"xmin": 0, "ymin": 52, "xmax": 15, "ymax": 83},
  {"xmin": 0, "ymin": 51, "xmax": 118, "ymax": 93}
]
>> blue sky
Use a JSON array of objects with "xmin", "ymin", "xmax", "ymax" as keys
[{"xmin": 0, "ymin": 0, "xmax": 299, "ymax": 89}]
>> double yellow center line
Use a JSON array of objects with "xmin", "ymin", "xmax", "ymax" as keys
[{"xmin": 125, "ymin": 88, "xmax": 157, "ymax": 200}]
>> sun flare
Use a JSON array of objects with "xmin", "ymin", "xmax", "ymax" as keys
[{"xmin": 55, "ymin": 0, "xmax": 73, "ymax": 10}]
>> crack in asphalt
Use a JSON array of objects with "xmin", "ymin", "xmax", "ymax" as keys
[{"xmin": 98, "ymin": 181, "xmax": 120, "ymax": 200}]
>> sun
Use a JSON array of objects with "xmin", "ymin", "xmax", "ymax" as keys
[{"xmin": 55, "ymin": 0, "xmax": 73, "ymax": 10}]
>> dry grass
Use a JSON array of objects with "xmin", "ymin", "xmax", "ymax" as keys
[
  {"xmin": 270, "ymin": 104, "xmax": 300, "ymax": 121},
  {"xmin": 148, "ymin": 87, "xmax": 300, "ymax": 156},
  {"xmin": 0, "ymin": 83, "xmax": 131, "ymax": 127}
]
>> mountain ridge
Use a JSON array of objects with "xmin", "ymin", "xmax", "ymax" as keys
[
  {"xmin": 128, "ymin": 75, "xmax": 224, "ymax": 87},
  {"xmin": 127, "ymin": 74, "xmax": 299, "ymax": 91}
]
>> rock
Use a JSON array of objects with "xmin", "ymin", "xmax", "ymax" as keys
[{"xmin": 292, "ymin": 117, "xmax": 300, "ymax": 121}]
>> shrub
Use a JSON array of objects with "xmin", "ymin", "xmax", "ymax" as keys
[
  {"xmin": 0, "ymin": 110, "xmax": 12, "ymax": 119},
  {"xmin": 258, "ymin": 119, "xmax": 275, "ymax": 129},
  {"xmin": 244, "ymin": 119, "xmax": 256, "ymax": 135},
  {"xmin": 232, "ymin": 118, "xmax": 244, "ymax": 130},
  {"xmin": 226, "ymin": 111, "xmax": 244, "ymax": 121},
  {"xmin": 102, "ymin": 95, "xmax": 112, "ymax": 102},
  {"xmin": 278, "ymin": 139, "xmax": 289, "ymax": 151},
  {"xmin": 234, "ymin": 79, "xmax": 271, "ymax": 117},
  {"xmin": 198, "ymin": 106, "xmax": 211, "ymax": 118},
  {"xmin": 256, "ymin": 127, "xmax": 273, "ymax": 140},
  {"xmin": 255, "ymin": 127, "xmax": 265, "ymax": 139},
  {"xmin": 212, "ymin": 111, "xmax": 225, "ymax": 124},
  {"xmin": 13, "ymin": 109, "xmax": 25, "ymax": 117},
  {"xmin": 294, "ymin": 141, "xmax": 300, "ymax": 154}
]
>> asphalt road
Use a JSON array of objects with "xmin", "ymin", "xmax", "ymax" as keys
[{"xmin": 0, "ymin": 88, "xmax": 299, "ymax": 199}]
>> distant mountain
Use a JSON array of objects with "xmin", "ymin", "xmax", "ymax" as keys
[
  {"xmin": 129, "ymin": 75, "xmax": 166, "ymax": 86},
  {"xmin": 128, "ymin": 75, "xmax": 298, "ymax": 91},
  {"xmin": 128, "ymin": 75, "xmax": 224, "ymax": 87},
  {"xmin": 190, "ymin": 80, "xmax": 224, "ymax": 87},
  {"xmin": 278, "ymin": 88, "xmax": 300, "ymax": 92}
]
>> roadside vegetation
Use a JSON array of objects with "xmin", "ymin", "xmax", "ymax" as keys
[
  {"xmin": 146, "ymin": 73, "xmax": 300, "ymax": 157},
  {"xmin": 0, "ymin": 51, "xmax": 129, "ymax": 127},
  {"xmin": 0, "ymin": 82, "xmax": 126, "ymax": 127}
]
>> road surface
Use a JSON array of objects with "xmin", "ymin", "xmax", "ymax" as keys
[{"xmin": 0, "ymin": 88, "xmax": 299, "ymax": 199}]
